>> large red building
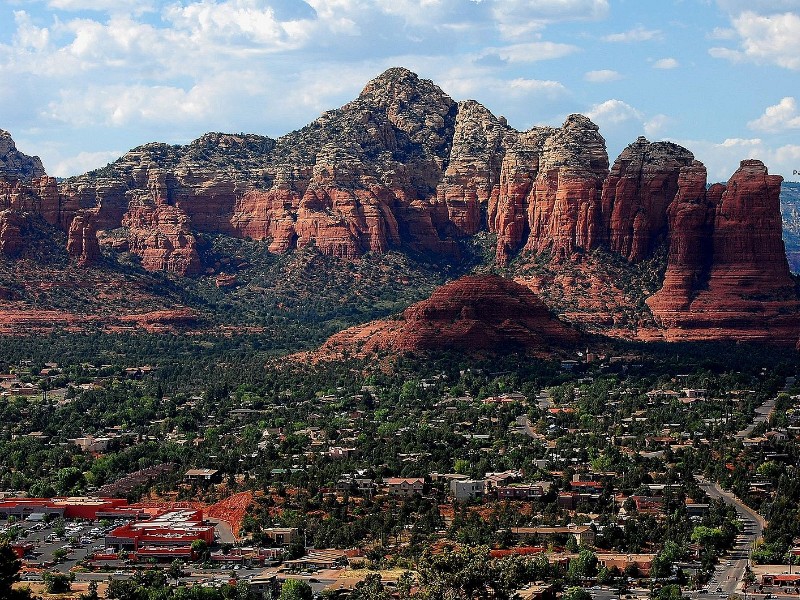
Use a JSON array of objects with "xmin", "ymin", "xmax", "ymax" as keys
[
  {"xmin": 0, "ymin": 497, "xmax": 132, "ymax": 520},
  {"xmin": 104, "ymin": 508, "xmax": 215, "ymax": 552}
]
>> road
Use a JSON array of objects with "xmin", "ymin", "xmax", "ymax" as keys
[
  {"xmin": 735, "ymin": 376, "xmax": 794, "ymax": 440},
  {"xmin": 697, "ymin": 477, "xmax": 766, "ymax": 540},
  {"xmin": 736, "ymin": 396, "xmax": 777, "ymax": 440},
  {"xmin": 208, "ymin": 518, "xmax": 237, "ymax": 544},
  {"xmin": 516, "ymin": 415, "xmax": 538, "ymax": 438},
  {"xmin": 691, "ymin": 381, "xmax": 790, "ymax": 598},
  {"xmin": 695, "ymin": 475, "xmax": 767, "ymax": 596}
]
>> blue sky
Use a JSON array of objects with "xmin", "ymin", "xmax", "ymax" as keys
[{"xmin": 1, "ymin": 0, "xmax": 799, "ymax": 181}]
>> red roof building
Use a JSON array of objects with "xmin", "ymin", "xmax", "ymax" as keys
[
  {"xmin": 105, "ymin": 508, "xmax": 215, "ymax": 552},
  {"xmin": 0, "ymin": 497, "xmax": 131, "ymax": 520}
]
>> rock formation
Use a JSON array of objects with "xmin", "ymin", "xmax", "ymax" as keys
[
  {"xmin": 318, "ymin": 274, "xmax": 581, "ymax": 357},
  {"xmin": 436, "ymin": 100, "xmax": 510, "ymax": 237},
  {"xmin": 66, "ymin": 210, "xmax": 101, "ymax": 266},
  {"xmin": 0, "ymin": 209, "xmax": 25, "ymax": 257},
  {"xmin": 488, "ymin": 115, "xmax": 609, "ymax": 264},
  {"xmin": 0, "ymin": 68, "xmax": 797, "ymax": 345},
  {"xmin": 0, "ymin": 130, "xmax": 45, "ymax": 181},
  {"xmin": 0, "ymin": 73, "xmax": 690, "ymax": 276},
  {"xmin": 647, "ymin": 160, "xmax": 799, "ymax": 343},
  {"xmin": 122, "ymin": 196, "xmax": 202, "ymax": 275},
  {"xmin": 647, "ymin": 162, "xmax": 717, "ymax": 313},
  {"xmin": 601, "ymin": 138, "xmax": 695, "ymax": 261}
]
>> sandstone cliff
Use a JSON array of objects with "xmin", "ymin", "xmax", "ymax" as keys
[
  {"xmin": 0, "ymin": 130, "xmax": 45, "ymax": 181},
  {"xmin": 0, "ymin": 72, "xmax": 696, "ymax": 276},
  {"xmin": 601, "ymin": 137, "xmax": 695, "ymax": 261},
  {"xmin": 0, "ymin": 67, "xmax": 797, "ymax": 346},
  {"xmin": 647, "ymin": 160, "xmax": 799, "ymax": 344}
]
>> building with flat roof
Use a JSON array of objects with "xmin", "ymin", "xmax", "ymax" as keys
[
  {"xmin": 184, "ymin": 469, "xmax": 222, "ymax": 484},
  {"xmin": 0, "ymin": 497, "xmax": 131, "ymax": 520},
  {"xmin": 105, "ymin": 508, "xmax": 215, "ymax": 552},
  {"xmin": 450, "ymin": 478, "xmax": 485, "ymax": 502},
  {"xmin": 511, "ymin": 525, "xmax": 596, "ymax": 547}
]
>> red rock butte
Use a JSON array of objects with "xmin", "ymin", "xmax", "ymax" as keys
[
  {"xmin": 319, "ymin": 274, "xmax": 581, "ymax": 357},
  {"xmin": 647, "ymin": 159, "xmax": 799, "ymax": 344}
]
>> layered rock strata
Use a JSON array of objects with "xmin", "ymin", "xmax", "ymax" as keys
[
  {"xmin": 648, "ymin": 160, "xmax": 799, "ymax": 343},
  {"xmin": 0, "ymin": 67, "xmax": 797, "ymax": 345},
  {"xmin": 0, "ymin": 130, "xmax": 45, "ymax": 180}
]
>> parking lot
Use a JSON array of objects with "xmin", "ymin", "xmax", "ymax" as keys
[
  {"xmin": 1, "ymin": 514, "xmax": 126, "ymax": 577},
  {"xmin": 3, "ymin": 512, "xmax": 284, "ymax": 588}
]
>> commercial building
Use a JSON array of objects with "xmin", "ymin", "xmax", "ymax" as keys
[
  {"xmin": 105, "ymin": 508, "xmax": 215, "ymax": 553},
  {"xmin": 0, "ymin": 497, "xmax": 131, "ymax": 520},
  {"xmin": 510, "ymin": 525, "xmax": 596, "ymax": 547}
]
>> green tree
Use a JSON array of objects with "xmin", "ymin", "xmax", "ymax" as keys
[
  {"xmin": 691, "ymin": 526, "xmax": 724, "ymax": 550},
  {"xmin": 568, "ymin": 549, "xmax": 598, "ymax": 583},
  {"xmin": 0, "ymin": 544, "xmax": 22, "ymax": 594},
  {"xmin": 417, "ymin": 545, "xmax": 530, "ymax": 600},
  {"xmin": 563, "ymin": 587, "xmax": 592, "ymax": 600},
  {"xmin": 80, "ymin": 580, "xmax": 100, "ymax": 600},
  {"xmin": 191, "ymin": 538, "xmax": 211, "ymax": 561},
  {"xmin": 52, "ymin": 548, "xmax": 69, "ymax": 562},
  {"xmin": 396, "ymin": 571, "xmax": 415, "ymax": 599},
  {"xmin": 654, "ymin": 584, "xmax": 682, "ymax": 600},
  {"xmin": 280, "ymin": 578, "xmax": 313, "ymax": 600},
  {"xmin": 53, "ymin": 517, "xmax": 66, "ymax": 537},
  {"xmin": 351, "ymin": 573, "xmax": 390, "ymax": 600},
  {"xmin": 168, "ymin": 559, "xmax": 185, "ymax": 583},
  {"xmin": 43, "ymin": 571, "xmax": 74, "ymax": 594},
  {"xmin": 597, "ymin": 566, "xmax": 613, "ymax": 585}
]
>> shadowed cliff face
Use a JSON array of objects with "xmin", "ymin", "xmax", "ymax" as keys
[
  {"xmin": 0, "ymin": 67, "xmax": 798, "ymax": 346},
  {"xmin": 647, "ymin": 159, "xmax": 799, "ymax": 345}
]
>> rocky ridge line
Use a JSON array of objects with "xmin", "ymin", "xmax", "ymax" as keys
[{"xmin": 0, "ymin": 67, "xmax": 797, "ymax": 345}]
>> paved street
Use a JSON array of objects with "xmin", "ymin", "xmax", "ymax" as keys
[{"xmin": 692, "ymin": 381, "xmax": 781, "ymax": 599}]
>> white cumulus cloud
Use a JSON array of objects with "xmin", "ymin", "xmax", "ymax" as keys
[
  {"xmin": 45, "ymin": 83, "xmax": 215, "ymax": 127},
  {"xmin": 710, "ymin": 11, "xmax": 800, "ymax": 70},
  {"xmin": 587, "ymin": 99, "xmax": 642, "ymax": 124},
  {"xmin": 164, "ymin": 0, "xmax": 315, "ymax": 49},
  {"xmin": 602, "ymin": 25, "xmax": 662, "ymax": 43},
  {"xmin": 748, "ymin": 97, "xmax": 800, "ymax": 132},
  {"xmin": 669, "ymin": 136, "xmax": 800, "ymax": 181},
  {"xmin": 50, "ymin": 150, "xmax": 124, "ymax": 178},
  {"xmin": 653, "ymin": 57, "xmax": 679, "ymax": 69},
  {"xmin": 644, "ymin": 114, "xmax": 671, "ymax": 137},
  {"xmin": 480, "ymin": 41, "xmax": 579, "ymax": 64},
  {"xmin": 584, "ymin": 69, "xmax": 622, "ymax": 82},
  {"xmin": 491, "ymin": 0, "xmax": 610, "ymax": 39},
  {"xmin": 46, "ymin": 0, "xmax": 157, "ymax": 14},
  {"xmin": 715, "ymin": 0, "xmax": 800, "ymax": 14}
]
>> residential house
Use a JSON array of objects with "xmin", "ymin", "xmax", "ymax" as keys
[
  {"xmin": 450, "ymin": 479, "xmax": 485, "ymax": 502},
  {"xmin": 184, "ymin": 469, "xmax": 222, "ymax": 484},
  {"xmin": 328, "ymin": 447, "xmax": 358, "ymax": 460},
  {"xmin": 496, "ymin": 483, "xmax": 547, "ymax": 500},
  {"xmin": 383, "ymin": 477, "xmax": 425, "ymax": 497},
  {"xmin": 510, "ymin": 525, "xmax": 595, "ymax": 547}
]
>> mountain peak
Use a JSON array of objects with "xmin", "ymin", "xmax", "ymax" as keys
[
  {"xmin": 360, "ymin": 67, "xmax": 423, "ymax": 96},
  {"xmin": 0, "ymin": 129, "xmax": 46, "ymax": 181},
  {"xmin": 359, "ymin": 67, "xmax": 454, "ymax": 110}
]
